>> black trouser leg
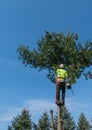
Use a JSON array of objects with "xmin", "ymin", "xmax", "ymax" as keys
[
  {"xmin": 59, "ymin": 82, "xmax": 66, "ymax": 105},
  {"xmin": 56, "ymin": 85, "xmax": 60, "ymax": 101},
  {"xmin": 61, "ymin": 83, "xmax": 65, "ymax": 101}
]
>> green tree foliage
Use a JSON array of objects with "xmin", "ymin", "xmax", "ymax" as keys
[
  {"xmin": 54, "ymin": 106, "xmax": 76, "ymax": 130},
  {"xmin": 17, "ymin": 31, "xmax": 92, "ymax": 84},
  {"xmin": 32, "ymin": 123, "xmax": 39, "ymax": 130},
  {"xmin": 37, "ymin": 112, "xmax": 50, "ymax": 130},
  {"xmin": 77, "ymin": 113, "xmax": 90, "ymax": 130},
  {"xmin": 8, "ymin": 109, "xmax": 32, "ymax": 130}
]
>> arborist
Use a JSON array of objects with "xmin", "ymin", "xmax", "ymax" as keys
[{"xmin": 55, "ymin": 64, "xmax": 71, "ymax": 106}]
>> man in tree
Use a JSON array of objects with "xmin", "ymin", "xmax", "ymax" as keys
[
  {"xmin": 17, "ymin": 32, "xmax": 92, "ymax": 103},
  {"xmin": 55, "ymin": 64, "xmax": 70, "ymax": 106},
  {"xmin": 17, "ymin": 32, "xmax": 92, "ymax": 130}
]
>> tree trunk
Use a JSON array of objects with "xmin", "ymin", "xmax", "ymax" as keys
[
  {"xmin": 57, "ymin": 105, "xmax": 62, "ymax": 130},
  {"xmin": 50, "ymin": 110, "xmax": 55, "ymax": 130}
]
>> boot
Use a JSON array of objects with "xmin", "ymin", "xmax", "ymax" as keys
[
  {"xmin": 60, "ymin": 100, "xmax": 65, "ymax": 105},
  {"xmin": 55, "ymin": 100, "xmax": 60, "ymax": 105}
]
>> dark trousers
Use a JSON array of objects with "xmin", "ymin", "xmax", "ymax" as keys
[{"xmin": 56, "ymin": 82, "xmax": 66, "ymax": 102}]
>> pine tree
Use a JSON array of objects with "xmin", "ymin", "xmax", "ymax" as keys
[
  {"xmin": 77, "ymin": 112, "xmax": 90, "ymax": 130},
  {"xmin": 54, "ymin": 106, "xmax": 76, "ymax": 130},
  {"xmin": 17, "ymin": 32, "xmax": 92, "ymax": 84},
  {"xmin": 32, "ymin": 122, "xmax": 39, "ymax": 130},
  {"xmin": 8, "ymin": 109, "xmax": 32, "ymax": 130},
  {"xmin": 38, "ymin": 112, "xmax": 50, "ymax": 130}
]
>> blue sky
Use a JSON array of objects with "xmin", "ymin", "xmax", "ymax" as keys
[{"xmin": 0, "ymin": 0, "xmax": 92, "ymax": 129}]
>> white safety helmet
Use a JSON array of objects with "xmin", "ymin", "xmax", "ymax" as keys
[{"xmin": 60, "ymin": 64, "xmax": 64, "ymax": 68}]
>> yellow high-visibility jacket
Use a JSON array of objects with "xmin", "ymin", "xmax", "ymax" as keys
[{"xmin": 56, "ymin": 68, "xmax": 67, "ymax": 79}]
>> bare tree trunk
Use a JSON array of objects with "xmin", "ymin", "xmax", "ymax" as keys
[
  {"xmin": 50, "ymin": 110, "xmax": 55, "ymax": 130},
  {"xmin": 57, "ymin": 105, "xmax": 62, "ymax": 130}
]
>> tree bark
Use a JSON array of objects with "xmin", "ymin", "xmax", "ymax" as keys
[
  {"xmin": 50, "ymin": 110, "xmax": 55, "ymax": 130},
  {"xmin": 57, "ymin": 105, "xmax": 62, "ymax": 130}
]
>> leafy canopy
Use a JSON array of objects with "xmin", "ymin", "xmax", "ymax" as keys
[{"xmin": 17, "ymin": 31, "xmax": 92, "ymax": 84}]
